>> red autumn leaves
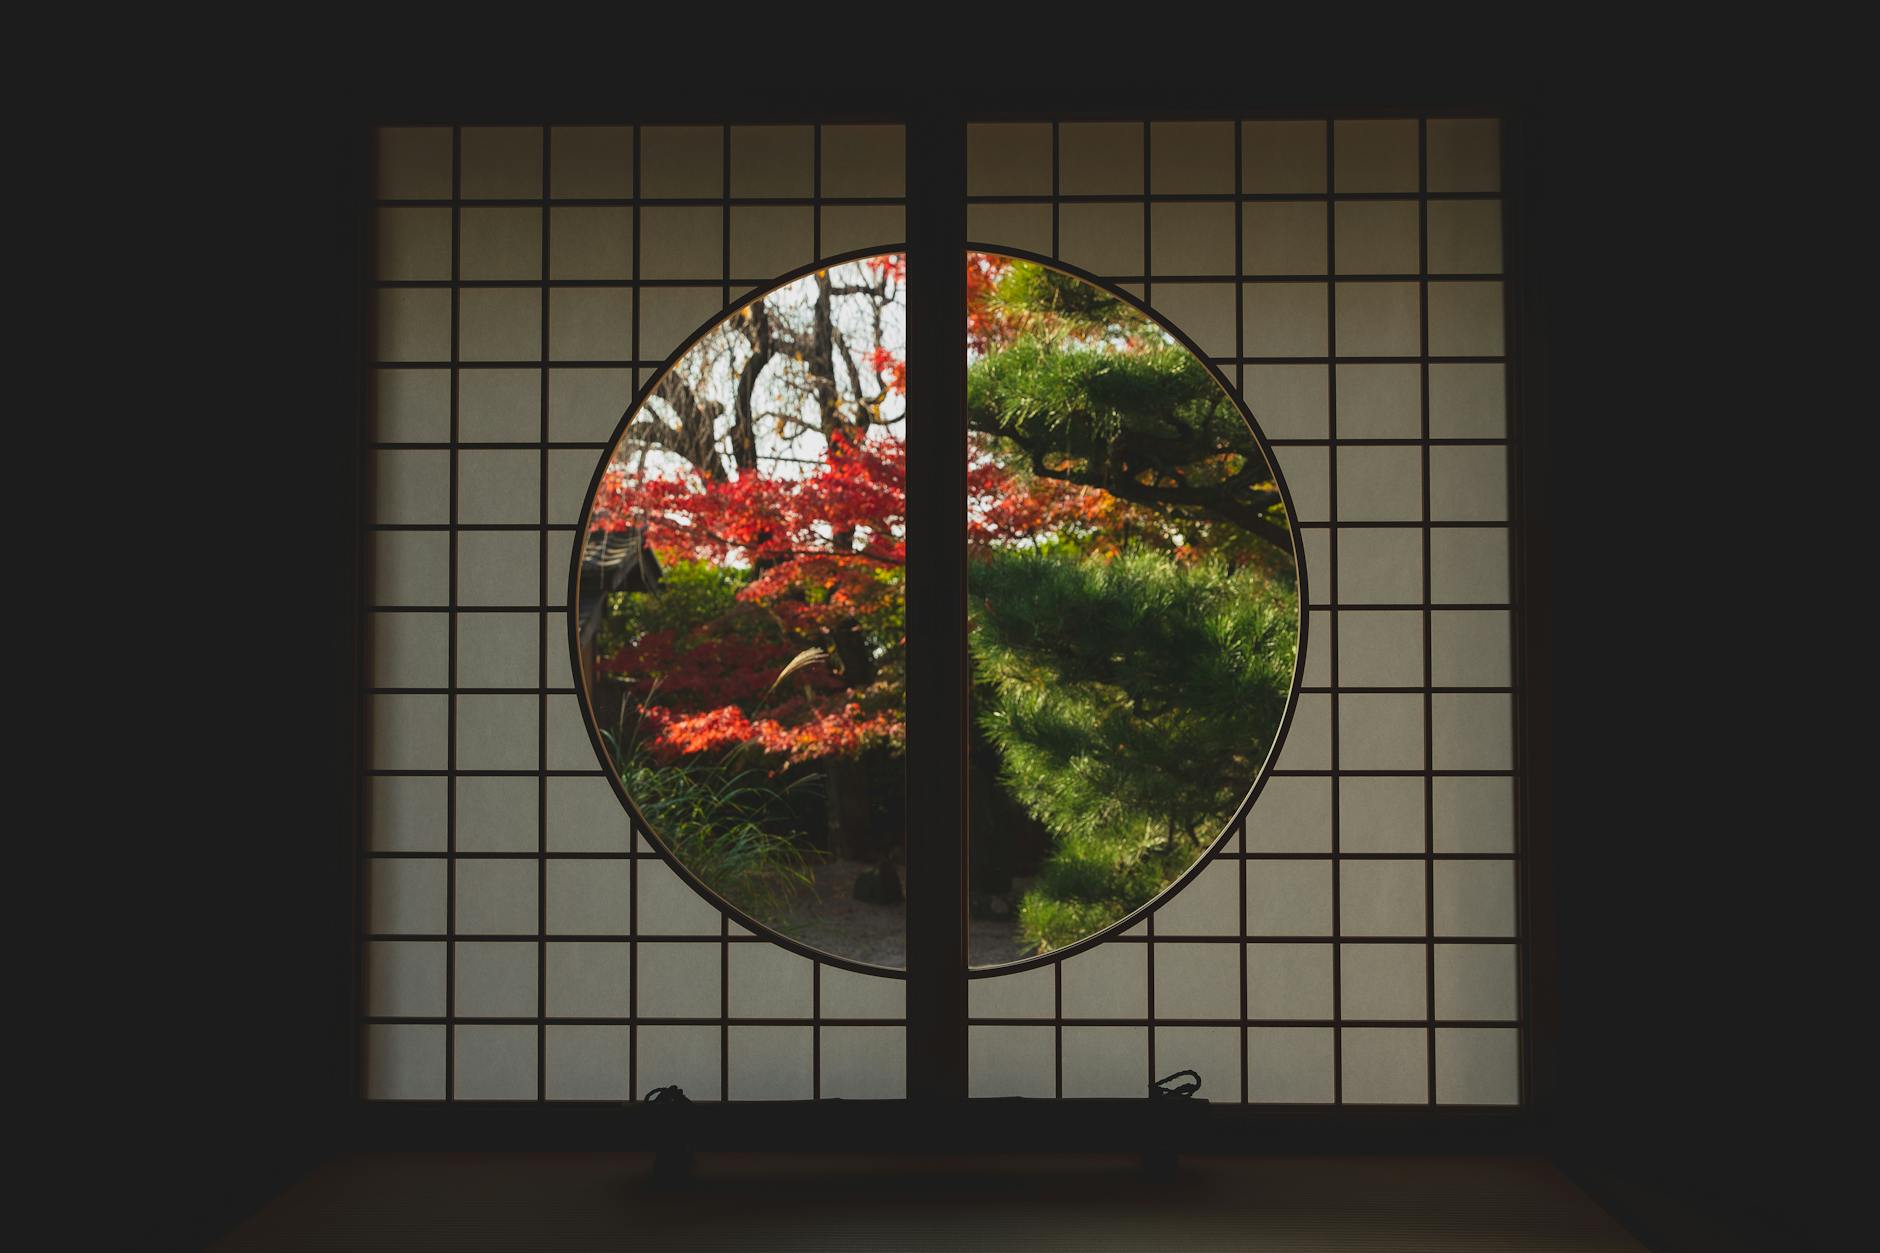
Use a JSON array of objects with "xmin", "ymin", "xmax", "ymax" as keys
[{"xmin": 593, "ymin": 442, "xmax": 1110, "ymax": 767}]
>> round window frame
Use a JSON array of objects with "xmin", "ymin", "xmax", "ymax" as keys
[{"xmin": 566, "ymin": 245, "xmax": 1310, "ymax": 979}]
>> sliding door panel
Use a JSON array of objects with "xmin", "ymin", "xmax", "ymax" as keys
[
  {"xmin": 961, "ymin": 117, "xmax": 1519, "ymax": 1106},
  {"xmin": 364, "ymin": 123, "xmax": 910, "ymax": 1102}
]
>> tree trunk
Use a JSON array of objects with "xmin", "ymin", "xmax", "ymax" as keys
[{"xmin": 825, "ymin": 756, "xmax": 875, "ymax": 861}]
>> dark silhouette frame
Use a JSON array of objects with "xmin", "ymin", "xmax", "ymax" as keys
[{"xmin": 342, "ymin": 92, "xmax": 1555, "ymax": 1156}]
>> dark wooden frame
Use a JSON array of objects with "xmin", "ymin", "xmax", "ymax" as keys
[{"xmin": 342, "ymin": 91, "xmax": 1553, "ymax": 1155}]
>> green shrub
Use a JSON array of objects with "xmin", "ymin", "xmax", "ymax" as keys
[
  {"xmin": 601, "ymin": 722, "xmax": 818, "ymax": 922},
  {"xmin": 970, "ymin": 547, "xmax": 1296, "ymax": 953},
  {"xmin": 597, "ymin": 557, "xmax": 748, "ymax": 658}
]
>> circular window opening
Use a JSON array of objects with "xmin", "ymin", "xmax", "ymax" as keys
[{"xmin": 574, "ymin": 252, "xmax": 1299, "ymax": 971}]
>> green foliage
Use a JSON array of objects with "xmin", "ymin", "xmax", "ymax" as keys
[
  {"xmin": 967, "ymin": 268, "xmax": 1289, "ymax": 554},
  {"xmin": 597, "ymin": 558, "xmax": 748, "ymax": 656},
  {"xmin": 970, "ymin": 336, "xmax": 1241, "ymax": 464},
  {"xmin": 970, "ymin": 547, "xmax": 1297, "ymax": 952},
  {"xmin": 600, "ymin": 720, "xmax": 819, "ymax": 923},
  {"xmin": 983, "ymin": 261, "xmax": 1147, "ymax": 338}
]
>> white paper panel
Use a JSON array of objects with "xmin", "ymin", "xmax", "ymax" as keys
[
  {"xmin": 454, "ymin": 1025, "xmax": 537, "ymax": 1100},
  {"xmin": 364, "ymin": 115, "xmax": 1517, "ymax": 1107},
  {"xmin": 545, "ymin": 1026, "xmax": 632, "ymax": 1100},
  {"xmin": 1247, "ymin": 1027, "xmax": 1334, "ymax": 1103},
  {"xmin": 1341, "ymin": 1026, "xmax": 1428, "ymax": 1103},
  {"xmin": 454, "ymin": 941, "xmax": 536, "ymax": 1017}
]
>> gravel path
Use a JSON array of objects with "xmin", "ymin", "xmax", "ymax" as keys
[{"xmin": 769, "ymin": 859, "xmax": 1033, "ymax": 968}]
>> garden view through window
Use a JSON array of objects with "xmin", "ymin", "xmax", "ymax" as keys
[{"xmin": 575, "ymin": 252, "xmax": 1298, "ymax": 969}]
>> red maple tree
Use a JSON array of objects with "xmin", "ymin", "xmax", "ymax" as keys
[
  {"xmin": 589, "ymin": 252, "xmax": 1187, "ymax": 774},
  {"xmin": 593, "ymin": 431, "xmax": 1109, "ymax": 766}
]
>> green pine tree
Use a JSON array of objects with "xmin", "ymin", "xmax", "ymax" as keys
[
  {"xmin": 970, "ymin": 548, "xmax": 1297, "ymax": 952},
  {"xmin": 967, "ymin": 262, "xmax": 1292, "ymax": 560}
]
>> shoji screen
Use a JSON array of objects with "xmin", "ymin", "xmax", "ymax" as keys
[
  {"xmin": 360, "ymin": 114, "xmax": 1522, "ymax": 1109},
  {"xmin": 963, "ymin": 117, "xmax": 1521, "ymax": 1106},
  {"xmin": 362, "ymin": 124, "xmax": 910, "ymax": 1101}
]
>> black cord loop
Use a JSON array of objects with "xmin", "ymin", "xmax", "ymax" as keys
[{"xmin": 1150, "ymin": 1069, "xmax": 1201, "ymax": 1100}]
